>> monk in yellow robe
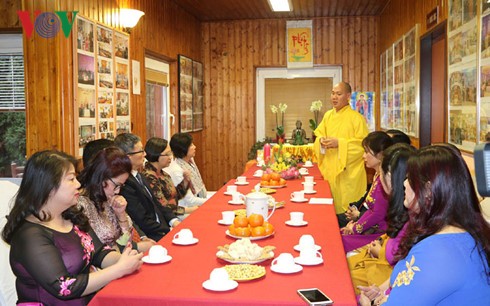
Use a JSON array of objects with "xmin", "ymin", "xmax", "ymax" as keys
[{"xmin": 314, "ymin": 82, "xmax": 368, "ymax": 214}]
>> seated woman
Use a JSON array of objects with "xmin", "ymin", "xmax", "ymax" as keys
[
  {"xmin": 341, "ymin": 131, "xmax": 393, "ymax": 252},
  {"xmin": 142, "ymin": 137, "xmax": 198, "ymax": 217},
  {"xmin": 1, "ymin": 150, "xmax": 142, "ymax": 305},
  {"xmin": 347, "ymin": 143, "xmax": 415, "ymax": 294},
  {"xmin": 359, "ymin": 145, "xmax": 490, "ymax": 305},
  {"xmin": 77, "ymin": 147, "xmax": 155, "ymax": 253},
  {"xmin": 164, "ymin": 133, "xmax": 207, "ymax": 208}
]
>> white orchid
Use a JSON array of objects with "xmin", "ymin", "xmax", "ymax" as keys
[
  {"xmin": 309, "ymin": 100, "xmax": 323, "ymax": 131},
  {"xmin": 278, "ymin": 103, "xmax": 288, "ymax": 113},
  {"xmin": 270, "ymin": 105, "xmax": 278, "ymax": 113},
  {"xmin": 270, "ymin": 103, "xmax": 288, "ymax": 136}
]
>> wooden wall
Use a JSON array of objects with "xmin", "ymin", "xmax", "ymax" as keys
[
  {"xmin": 201, "ymin": 17, "xmax": 378, "ymax": 190},
  {"xmin": 12, "ymin": 0, "xmax": 201, "ymax": 161}
]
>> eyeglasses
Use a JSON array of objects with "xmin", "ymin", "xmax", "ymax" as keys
[
  {"xmin": 160, "ymin": 152, "xmax": 173, "ymax": 157},
  {"xmin": 127, "ymin": 150, "xmax": 144, "ymax": 155},
  {"xmin": 109, "ymin": 177, "xmax": 124, "ymax": 190}
]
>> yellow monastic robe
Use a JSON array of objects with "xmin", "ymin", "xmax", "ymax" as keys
[{"xmin": 314, "ymin": 106, "xmax": 368, "ymax": 214}]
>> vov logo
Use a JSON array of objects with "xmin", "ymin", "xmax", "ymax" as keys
[{"xmin": 17, "ymin": 11, "xmax": 79, "ymax": 38}]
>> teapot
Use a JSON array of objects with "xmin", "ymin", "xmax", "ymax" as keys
[{"xmin": 239, "ymin": 185, "xmax": 275, "ymax": 221}]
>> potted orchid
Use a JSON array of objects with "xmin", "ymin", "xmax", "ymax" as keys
[
  {"xmin": 270, "ymin": 103, "xmax": 288, "ymax": 142},
  {"xmin": 309, "ymin": 100, "xmax": 323, "ymax": 142}
]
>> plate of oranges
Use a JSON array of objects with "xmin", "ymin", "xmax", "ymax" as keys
[
  {"xmin": 227, "ymin": 214, "xmax": 275, "ymax": 240},
  {"xmin": 260, "ymin": 172, "xmax": 287, "ymax": 188}
]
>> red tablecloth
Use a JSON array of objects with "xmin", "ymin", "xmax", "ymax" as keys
[{"xmin": 89, "ymin": 166, "xmax": 355, "ymax": 306}]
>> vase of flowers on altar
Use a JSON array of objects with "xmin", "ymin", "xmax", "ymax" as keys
[
  {"xmin": 270, "ymin": 103, "xmax": 287, "ymax": 142},
  {"xmin": 264, "ymin": 142, "xmax": 301, "ymax": 180},
  {"xmin": 309, "ymin": 100, "xmax": 323, "ymax": 142}
]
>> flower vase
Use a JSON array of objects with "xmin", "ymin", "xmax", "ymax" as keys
[{"xmin": 276, "ymin": 133, "xmax": 285, "ymax": 144}]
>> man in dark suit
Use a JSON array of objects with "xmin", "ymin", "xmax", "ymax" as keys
[{"xmin": 115, "ymin": 133, "xmax": 180, "ymax": 241}]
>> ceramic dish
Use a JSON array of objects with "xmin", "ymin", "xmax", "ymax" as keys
[
  {"xmin": 260, "ymin": 184, "xmax": 286, "ymax": 189},
  {"xmin": 257, "ymin": 188, "xmax": 277, "ymax": 194},
  {"xmin": 226, "ymin": 230, "xmax": 274, "ymax": 240},
  {"xmin": 235, "ymin": 181, "xmax": 250, "ymax": 186},
  {"xmin": 172, "ymin": 238, "xmax": 199, "ymax": 245},
  {"xmin": 268, "ymin": 201, "xmax": 285, "ymax": 210},
  {"xmin": 294, "ymin": 256, "xmax": 324, "ymax": 266},
  {"xmin": 218, "ymin": 219, "xmax": 233, "ymax": 225},
  {"xmin": 301, "ymin": 181, "xmax": 317, "ymax": 185},
  {"xmin": 223, "ymin": 264, "xmax": 266, "ymax": 281},
  {"xmin": 293, "ymin": 244, "xmax": 322, "ymax": 252},
  {"xmin": 270, "ymin": 263, "xmax": 303, "ymax": 274},
  {"xmin": 285, "ymin": 220, "xmax": 308, "ymax": 227},
  {"xmin": 142, "ymin": 255, "xmax": 172, "ymax": 264},
  {"xmin": 202, "ymin": 279, "xmax": 238, "ymax": 291},
  {"xmin": 228, "ymin": 200, "xmax": 244, "ymax": 205},
  {"xmin": 303, "ymin": 190, "xmax": 317, "ymax": 194},
  {"xmin": 290, "ymin": 198, "xmax": 308, "ymax": 203},
  {"xmin": 216, "ymin": 250, "xmax": 275, "ymax": 264}
]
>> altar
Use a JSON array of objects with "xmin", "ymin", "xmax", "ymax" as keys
[{"xmin": 272, "ymin": 143, "xmax": 317, "ymax": 162}]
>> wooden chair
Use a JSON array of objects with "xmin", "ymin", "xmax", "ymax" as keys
[{"xmin": 10, "ymin": 162, "xmax": 24, "ymax": 178}]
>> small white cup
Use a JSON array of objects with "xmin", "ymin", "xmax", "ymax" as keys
[
  {"xmin": 298, "ymin": 234, "xmax": 315, "ymax": 249},
  {"xmin": 221, "ymin": 211, "xmax": 235, "ymax": 223},
  {"xmin": 303, "ymin": 182, "xmax": 314, "ymax": 193},
  {"xmin": 231, "ymin": 192, "xmax": 242, "ymax": 202},
  {"xmin": 299, "ymin": 247, "xmax": 323, "ymax": 262},
  {"xmin": 226, "ymin": 185, "xmax": 237, "ymax": 194},
  {"xmin": 299, "ymin": 168, "xmax": 309, "ymax": 175},
  {"xmin": 148, "ymin": 245, "xmax": 168, "ymax": 260},
  {"xmin": 304, "ymin": 176, "xmax": 314, "ymax": 183},
  {"xmin": 290, "ymin": 191, "xmax": 305, "ymax": 201},
  {"xmin": 236, "ymin": 176, "xmax": 247, "ymax": 183},
  {"xmin": 209, "ymin": 268, "xmax": 230, "ymax": 285},
  {"xmin": 271, "ymin": 252, "xmax": 295, "ymax": 268},
  {"xmin": 173, "ymin": 228, "xmax": 194, "ymax": 242},
  {"xmin": 305, "ymin": 160, "xmax": 313, "ymax": 166},
  {"xmin": 290, "ymin": 212, "xmax": 304, "ymax": 224},
  {"xmin": 254, "ymin": 169, "xmax": 264, "ymax": 176}
]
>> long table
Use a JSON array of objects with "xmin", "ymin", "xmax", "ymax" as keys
[{"xmin": 89, "ymin": 164, "xmax": 356, "ymax": 306}]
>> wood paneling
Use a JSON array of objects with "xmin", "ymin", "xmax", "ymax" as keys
[{"xmin": 201, "ymin": 17, "xmax": 378, "ymax": 190}]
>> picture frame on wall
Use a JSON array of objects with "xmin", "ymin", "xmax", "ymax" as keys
[{"xmin": 178, "ymin": 54, "xmax": 204, "ymax": 132}]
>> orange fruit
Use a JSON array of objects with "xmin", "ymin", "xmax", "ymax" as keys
[
  {"xmin": 228, "ymin": 224, "xmax": 236, "ymax": 235},
  {"xmin": 248, "ymin": 214, "xmax": 264, "ymax": 227},
  {"xmin": 251, "ymin": 226, "xmax": 266, "ymax": 237},
  {"xmin": 263, "ymin": 222, "xmax": 275, "ymax": 235},
  {"xmin": 233, "ymin": 215, "xmax": 249, "ymax": 228},
  {"xmin": 260, "ymin": 180, "xmax": 270, "ymax": 186},
  {"xmin": 270, "ymin": 180, "xmax": 279, "ymax": 186},
  {"xmin": 235, "ymin": 226, "xmax": 251, "ymax": 237},
  {"xmin": 261, "ymin": 173, "xmax": 271, "ymax": 181},
  {"xmin": 271, "ymin": 172, "xmax": 281, "ymax": 181},
  {"xmin": 279, "ymin": 178, "xmax": 286, "ymax": 186}
]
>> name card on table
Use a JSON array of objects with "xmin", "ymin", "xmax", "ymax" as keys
[{"xmin": 309, "ymin": 198, "xmax": 333, "ymax": 205}]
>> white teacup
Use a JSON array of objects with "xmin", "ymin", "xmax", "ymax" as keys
[
  {"xmin": 173, "ymin": 228, "xmax": 194, "ymax": 243},
  {"xmin": 271, "ymin": 252, "xmax": 295, "ymax": 268},
  {"xmin": 221, "ymin": 211, "xmax": 235, "ymax": 223},
  {"xmin": 299, "ymin": 247, "xmax": 323, "ymax": 262},
  {"xmin": 299, "ymin": 168, "xmax": 309, "ymax": 175},
  {"xmin": 209, "ymin": 268, "xmax": 230, "ymax": 285},
  {"xmin": 148, "ymin": 245, "xmax": 168, "ymax": 260},
  {"xmin": 226, "ymin": 185, "xmax": 237, "ymax": 194},
  {"xmin": 231, "ymin": 192, "xmax": 242, "ymax": 202},
  {"xmin": 305, "ymin": 160, "xmax": 313, "ymax": 167},
  {"xmin": 303, "ymin": 182, "xmax": 314, "ymax": 193},
  {"xmin": 290, "ymin": 191, "xmax": 305, "ymax": 201},
  {"xmin": 254, "ymin": 169, "xmax": 264, "ymax": 176},
  {"xmin": 304, "ymin": 176, "xmax": 314, "ymax": 183},
  {"xmin": 236, "ymin": 176, "xmax": 247, "ymax": 183},
  {"xmin": 290, "ymin": 212, "xmax": 304, "ymax": 224},
  {"xmin": 298, "ymin": 234, "xmax": 315, "ymax": 249}
]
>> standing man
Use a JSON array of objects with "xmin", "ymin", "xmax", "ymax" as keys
[
  {"xmin": 314, "ymin": 82, "xmax": 368, "ymax": 214},
  {"xmin": 115, "ymin": 133, "xmax": 180, "ymax": 241}
]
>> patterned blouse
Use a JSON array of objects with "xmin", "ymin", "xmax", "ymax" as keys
[{"xmin": 142, "ymin": 162, "xmax": 187, "ymax": 215}]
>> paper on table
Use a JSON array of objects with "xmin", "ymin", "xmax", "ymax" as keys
[{"xmin": 309, "ymin": 198, "xmax": 333, "ymax": 205}]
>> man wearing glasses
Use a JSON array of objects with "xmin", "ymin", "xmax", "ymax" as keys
[{"xmin": 115, "ymin": 133, "xmax": 181, "ymax": 241}]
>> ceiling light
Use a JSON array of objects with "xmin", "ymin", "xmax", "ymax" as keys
[{"xmin": 267, "ymin": 0, "xmax": 292, "ymax": 12}]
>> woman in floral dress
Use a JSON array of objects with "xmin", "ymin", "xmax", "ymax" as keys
[{"xmin": 2, "ymin": 150, "xmax": 142, "ymax": 305}]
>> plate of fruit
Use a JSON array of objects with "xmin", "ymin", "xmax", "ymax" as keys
[
  {"xmin": 216, "ymin": 238, "xmax": 275, "ymax": 264},
  {"xmin": 260, "ymin": 172, "xmax": 287, "ymax": 188},
  {"xmin": 227, "ymin": 214, "xmax": 275, "ymax": 240}
]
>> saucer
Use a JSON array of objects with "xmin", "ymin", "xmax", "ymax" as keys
[
  {"xmin": 293, "ymin": 244, "xmax": 322, "ymax": 252},
  {"xmin": 294, "ymin": 256, "xmax": 324, "ymax": 266},
  {"xmin": 270, "ymin": 263, "xmax": 303, "ymax": 274},
  {"xmin": 303, "ymin": 190, "xmax": 317, "ymax": 194},
  {"xmin": 228, "ymin": 200, "xmax": 244, "ymax": 205},
  {"xmin": 224, "ymin": 191, "xmax": 235, "ymax": 196},
  {"xmin": 235, "ymin": 181, "xmax": 249, "ymax": 186},
  {"xmin": 253, "ymin": 173, "xmax": 263, "ymax": 178},
  {"xmin": 285, "ymin": 220, "xmax": 308, "ymax": 227},
  {"xmin": 291, "ymin": 198, "xmax": 308, "ymax": 203},
  {"xmin": 303, "ymin": 164, "xmax": 314, "ymax": 168},
  {"xmin": 202, "ymin": 279, "xmax": 238, "ymax": 292},
  {"xmin": 172, "ymin": 237, "xmax": 199, "ymax": 245},
  {"xmin": 299, "ymin": 170, "xmax": 309, "ymax": 175},
  {"xmin": 218, "ymin": 219, "xmax": 233, "ymax": 225},
  {"xmin": 142, "ymin": 255, "xmax": 172, "ymax": 264},
  {"xmin": 301, "ymin": 181, "xmax": 317, "ymax": 185}
]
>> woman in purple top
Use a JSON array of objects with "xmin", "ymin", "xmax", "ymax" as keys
[
  {"xmin": 348, "ymin": 144, "xmax": 416, "ymax": 294},
  {"xmin": 341, "ymin": 131, "xmax": 393, "ymax": 252},
  {"xmin": 1, "ymin": 150, "xmax": 143, "ymax": 305}
]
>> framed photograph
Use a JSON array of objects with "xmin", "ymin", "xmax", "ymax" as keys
[{"xmin": 178, "ymin": 55, "xmax": 204, "ymax": 132}]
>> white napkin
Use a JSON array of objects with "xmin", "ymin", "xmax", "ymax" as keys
[{"xmin": 309, "ymin": 198, "xmax": 333, "ymax": 205}]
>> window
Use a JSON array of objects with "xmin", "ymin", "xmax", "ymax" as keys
[{"xmin": 0, "ymin": 34, "xmax": 26, "ymax": 177}]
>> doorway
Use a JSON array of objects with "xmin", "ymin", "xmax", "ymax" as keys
[{"xmin": 420, "ymin": 22, "xmax": 447, "ymax": 147}]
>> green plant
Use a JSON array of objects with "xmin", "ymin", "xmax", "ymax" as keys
[{"xmin": 0, "ymin": 112, "xmax": 26, "ymax": 176}]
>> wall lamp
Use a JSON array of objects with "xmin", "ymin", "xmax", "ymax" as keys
[{"xmin": 120, "ymin": 8, "xmax": 145, "ymax": 34}]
